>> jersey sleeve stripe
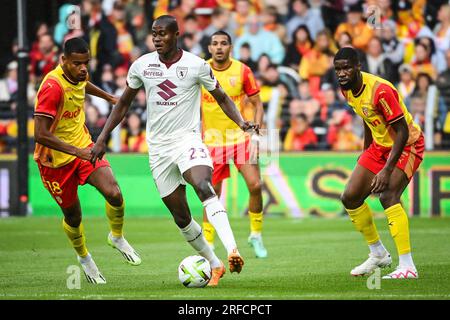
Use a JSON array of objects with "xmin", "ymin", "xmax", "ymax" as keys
[
  {"xmin": 387, "ymin": 114, "xmax": 404, "ymax": 125},
  {"xmin": 34, "ymin": 112, "xmax": 55, "ymax": 119}
]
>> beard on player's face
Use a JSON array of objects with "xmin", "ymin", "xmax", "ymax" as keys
[{"xmin": 339, "ymin": 74, "xmax": 358, "ymax": 90}]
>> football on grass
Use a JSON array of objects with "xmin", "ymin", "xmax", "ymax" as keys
[{"xmin": 178, "ymin": 255, "xmax": 211, "ymax": 288}]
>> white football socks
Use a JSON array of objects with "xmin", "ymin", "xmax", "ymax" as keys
[
  {"xmin": 368, "ymin": 240, "xmax": 388, "ymax": 257},
  {"xmin": 203, "ymin": 196, "xmax": 238, "ymax": 255},
  {"xmin": 179, "ymin": 218, "xmax": 221, "ymax": 268},
  {"xmin": 399, "ymin": 253, "xmax": 416, "ymax": 269}
]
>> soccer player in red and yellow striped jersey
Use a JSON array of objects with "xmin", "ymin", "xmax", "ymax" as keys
[
  {"xmin": 33, "ymin": 38, "xmax": 141, "ymax": 284},
  {"xmin": 334, "ymin": 47, "xmax": 423, "ymax": 279},
  {"xmin": 201, "ymin": 31, "xmax": 267, "ymax": 266}
]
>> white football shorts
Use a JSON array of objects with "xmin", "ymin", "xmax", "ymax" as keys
[{"xmin": 149, "ymin": 135, "xmax": 213, "ymax": 198}]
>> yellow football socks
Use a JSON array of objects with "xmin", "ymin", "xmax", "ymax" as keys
[
  {"xmin": 249, "ymin": 211, "xmax": 263, "ymax": 235},
  {"xmin": 106, "ymin": 201, "xmax": 124, "ymax": 238},
  {"xmin": 62, "ymin": 219, "xmax": 88, "ymax": 258},
  {"xmin": 345, "ymin": 202, "xmax": 380, "ymax": 245},
  {"xmin": 202, "ymin": 221, "xmax": 215, "ymax": 245},
  {"xmin": 385, "ymin": 204, "xmax": 411, "ymax": 255}
]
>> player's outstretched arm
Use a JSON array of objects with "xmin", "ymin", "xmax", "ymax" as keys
[
  {"xmin": 90, "ymin": 86, "xmax": 139, "ymax": 164},
  {"xmin": 34, "ymin": 116, "xmax": 92, "ymax": 160},
  {"xmin": 209, "ymin": 87, "xmax": 258, "ymax": 132},
  {"xmin": 86, "ymin": 81, "xmax": 119, "ymax": 105},
  {"xmin": 371, "ymin": 117, "xmax": 409, "ymax": 193}
]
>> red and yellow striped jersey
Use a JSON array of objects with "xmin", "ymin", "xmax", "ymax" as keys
[
  {"xmin": 342, "ymin": 72, "xmax": 421, "ymax": 148},
  {"xmin": 34, "ymin": 65, "xmax": 92, "ymax": 168},
  {"xmin": 201, "ymin": 58, "xmax": 259, "ymax": 146}
]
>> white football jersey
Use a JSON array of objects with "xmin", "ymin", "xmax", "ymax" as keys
[{"xmin": 126, "ymin": 50, "xmax": 218, "ymax": 149}]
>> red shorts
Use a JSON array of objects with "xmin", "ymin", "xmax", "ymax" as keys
[
  {"xmin": 358, "ymin": 134, "xmax": 425, "ymax": 180},
  {"xmin": 208, "ymin": 140, "xmax": 250, "ymax": 185},
  {"xmin": 37, "ymin": 157, "xmax": 110, "ymax": 208}
]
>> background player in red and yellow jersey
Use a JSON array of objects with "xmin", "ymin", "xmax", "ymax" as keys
[
  {"xmin": 34, "ymin": 38, "xmax": 141, "ymax": 284},
  {"xmin": 201, "ymin": 31, "xmax": 267, "ymax": 258},
  {"xmin": 334, "ymin": 47, "xmax": 424, "ymax": 279}
]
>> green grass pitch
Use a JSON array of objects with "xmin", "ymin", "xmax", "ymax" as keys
[{"xmin": 0, "ymin": 216, "xmax": 449, "ymax": 300}]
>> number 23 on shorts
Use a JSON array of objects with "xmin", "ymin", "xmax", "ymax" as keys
[{"xmin": 189, "ymin": 147, "xmax": 208, "ymax": 160}]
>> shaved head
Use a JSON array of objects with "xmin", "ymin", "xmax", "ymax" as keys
[{"xmin": 153, "ymin": 15, "xmax": 179, "ymax": 34}]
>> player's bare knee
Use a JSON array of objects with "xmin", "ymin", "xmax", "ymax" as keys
[
  {"xmin": 195, "ymin": 179, "xmax": 216, "ymax": 201},
  {"xmin": 105, "ymin": 184, "xmax": 123, "ymax": 207},
  {"xmin": 379, "ymin": 192, "xmax": 399, "ymax": 209},
  {"xmin": 64, "ymin": 215, "xmax": 81, "ymax": 227},
  {"xmin": 248, "ymin": 179, "xmax": 262, "ymax": 195}
]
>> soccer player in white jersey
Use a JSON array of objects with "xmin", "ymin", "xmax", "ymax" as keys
[{"xmin": 90, "ymin": 15, "xmax": 257, "ymax": 286}]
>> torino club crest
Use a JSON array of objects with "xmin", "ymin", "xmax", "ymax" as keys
[{"xmin": 176, "ymin": 66, "xmax": 188, "ymax": 80}]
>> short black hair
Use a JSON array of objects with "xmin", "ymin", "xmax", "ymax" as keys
[
  {"xmin": 210, "ymin": 30, "xmax": 232, "ymax": 45},
  {"xmin": 334, "ymin": 47, "xmax": 359, "ymax": 65},
  {"xmin": 154, "ymin": 15, "xmax": 179, "ymax": 33},
  {"xmin": 63, "ymin": 37, "xmax": 89, "ymax": 56}
]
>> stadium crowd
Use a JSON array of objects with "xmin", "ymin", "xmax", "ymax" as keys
[{"xmin": 1, "ymin": 0, "xmax": 450, "ymax": 153}]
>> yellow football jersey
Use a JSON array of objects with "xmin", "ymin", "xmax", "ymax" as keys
[
  {"xmin": 34, "ymin": 65, "xmax": 92, "ymax": 168},
  {"xmin": 342, "ymin": 72, "xmax": 421, "ymax": 148},
  {"xmin": 201, "ymin": 58, "xmax": 259, "ymax": 146}
]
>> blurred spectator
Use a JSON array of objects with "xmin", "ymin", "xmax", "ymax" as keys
[
  {"xmin": 179, "ymin": 14, "xmax": 204, "ymax": 57},
  {"xmin": 361, "ymin": 36, "xmax": 396, "ymax": 82},
  {"xmin": 409, "ymin": 94, "xmax": 426, "ymax": 129},
  {"xmin": 121, "ymin": 112, "xmax": 148, "ymax": 153},
  {"xmin": 327, "ymin": 110, "xmax": 362, "ymax": 151},
  {"xmin": 0, "ymin": 61, "xmax": 35, "ymax": 106},
  {"xmin": 321, "ymin": 83, "xmax": 347, "ymax": 119},
  {"xmin": 283, "ymin": 113, "xmax": 318, "ymax": 151},
  {"xmin": 334, "ymin": 2, "xmax": 374, "ymax": 51},
  {"xmin": 255, "ymin": 54, "xmax": 272, "ymax": 79},
  {"xmin": 231, "ymin": 0, "xmax": 253, "ymax": 38},
  {"xmin": 85, "ymin": 103, "xmax": 106, "ymax": 142},
  {"xmin": 54, "ymin": 4, "xmax": 77, "ymax": 45},
  {"xmin": 261, "ymin": 6, "xmax": 286, "ymax": 44},
  {"xmin": 433, "ymin": 4, "xmax": 450, "ymax": 56},
  {"xmin": 286, "ymin": 0, "xmax": 325, "ymax": 42},
  {"xmin": 200, "ymin": 7, "xmax": 235, "ymax": 60},
  {"xmin": 416, "ymin": 36, "xmax": 447, "ymax": 74},
  {"xmin": 436, "ymin": 49, "xmax": 450, "ymax": 113},
  {"xmin": 380, "ymin": 19, "xmax": 404, "ymax": 83},
  {"xmin": 84, "ymin": 0, "xmax": 121, "ymax": 84},
  {"xmin": 299, "ymin": 30, "xmax": 337, "ymax": 95},
  {"xmin": 233, "ymin": 15, "xmax": 285, "ymax": 65},
  {"xmin": 397, "ymin": 63, "xmax": 415, "ymax": 105},
  {"xmin": 411, "ymin": 43, "xmax": 437, "ymax": 80},
  {"xmin": 264, "ymin": 0, "xmax": 290, "ymax": 22},
  {"xmin": 99, "ymin": 64, "xmax": 117, "ymax": 96},
  {"xmin": 169, "ymin": 0, "xmax": 197, "ymax": 35},
  {"xmin": 238, "ymin": 43, "xmax": 257, "ymax": 71},
  {"xmin": 109, "ymin": 1, "xmax": 135, "ymax": 69},
  {"xmin": 141, "ymin": 34, "xmax": 156, "ymax": 55},
  {"xmin": 29, "ymin": 34, "xmax": 59, "ymax": 85},
  {"xmin": 283, "ymin": 25, "xmax": 313, "ymax": 71},
  {"xmin": 125, "ymin": 0, "xmax": 148, "ymax": 46},
  {"xmin": 336, "ymin": 31, "xmax": 353, "ymax": 49}
]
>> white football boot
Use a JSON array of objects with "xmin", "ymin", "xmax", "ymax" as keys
[
  {"xmin": 382, "ymin": 266, "xmax": 418, "ymax": 279},
  {"xmin": 350, "ymin": 251, "xmax": 392, "ymax": 276},
  {"xmin": 78, "ymin": 254, "xmax": 106, "ymax": 284},
  {"xmin": 107, "ymin": 232, "xmax": 142, "ymax": 266}
]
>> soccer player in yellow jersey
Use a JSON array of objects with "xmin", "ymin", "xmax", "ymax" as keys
[
  {"xmin": 334, "ymin": 47, "xmax": 424, "ymax": 279},
  {"xmin": 34, "ymin": 38, "xmax": 141, "ymax": 284},
  {"xmin": 201, "ymin": 31, "xmax": 267, "ymax": 258}
]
